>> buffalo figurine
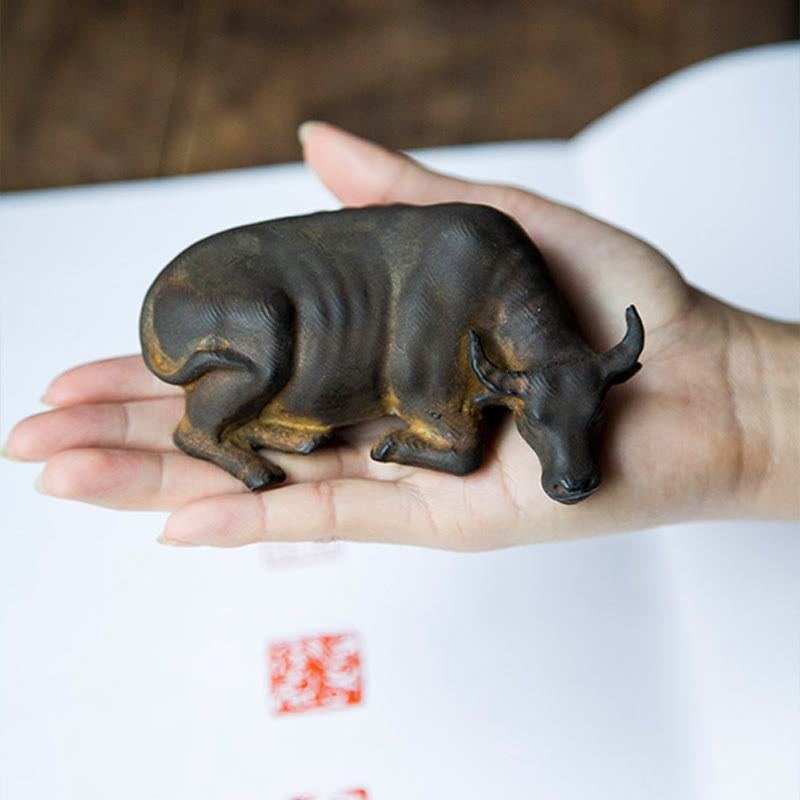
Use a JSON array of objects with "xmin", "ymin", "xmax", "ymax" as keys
[{"xmin": 140, "ymin": 202, "xmax": 644, "ymax": 504}]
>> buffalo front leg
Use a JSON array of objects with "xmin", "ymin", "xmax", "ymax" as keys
[
  {"xmin": 371, "ymin": 414, "xmax": 483, "ymax": 476},
  {"xmin": 174, "ymin": 368, "xmax": 287, "ymax": 490},
  {"xmin": 229, "ymin": 416, "xmax": 333, "ymax": 456}
]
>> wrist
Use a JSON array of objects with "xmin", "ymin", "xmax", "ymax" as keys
[{"xmin": 723, "ymin": 306, "xmax": 800, "ymax": 519}]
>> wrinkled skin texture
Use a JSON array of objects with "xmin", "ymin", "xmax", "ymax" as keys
[{"xmin": 6, "ymin": 123, "xmax": 798, "ymax": 549}]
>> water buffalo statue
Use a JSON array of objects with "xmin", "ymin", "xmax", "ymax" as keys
[{"xmin": 140, "ymin": 202, "xmax": 644, "ymax": 504}]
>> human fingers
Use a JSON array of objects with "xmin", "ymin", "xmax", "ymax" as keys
[
  {"xmin": 38, "ymin": 449, "xmax": 244, "ymax": 509},
  {"xmin": 34, "ymin": 441, "xmax": 406, "ymax": 511},
  {"xmin": 298, "ymin": 121, "xmax": 625, "ymax": 258},
  {"xmin": 43, "ymin": 355, "xmax": 181, "ymax": 407},
  {"xmin": 5, "ymin": 397, "xmax": 184, "ymax": 461},
  {"xmin": 160, "ymin": 478, "xmax": 443, "ymax": 548},
  {"xmin": 299, "ymin": 120, "xmax": 520, "ymax": 209}
]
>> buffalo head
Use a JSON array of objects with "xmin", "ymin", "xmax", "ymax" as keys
[{"xmin": 469, "ymin": 305, "xmax": 644, "ymax": 504}]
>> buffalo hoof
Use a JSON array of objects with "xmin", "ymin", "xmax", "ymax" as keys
[
  {"xmin": 370, "ymin": 435, "xmax": 397, "ymax": 463},
  {"xmin": 241, "ymin": 464, "xmax": 286, "ymax": 491}
]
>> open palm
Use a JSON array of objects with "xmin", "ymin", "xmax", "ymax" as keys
[{"xmin": 6, "ymin": 123, "xmax": 746, "ymax": 549}]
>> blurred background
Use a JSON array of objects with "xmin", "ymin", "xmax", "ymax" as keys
[{"xmin": 1, "ymin": 0, "xmax": 797, "ymax": 192}]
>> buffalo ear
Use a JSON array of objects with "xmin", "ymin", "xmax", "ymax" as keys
[
  {"xmin": 468, "ymin": 331, "xmax": 528, "ymax": 397},
  {"xmin": 599, "ymin": 305, "xmax": 645, "ymax": 384}
]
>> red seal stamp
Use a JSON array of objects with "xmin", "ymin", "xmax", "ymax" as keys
[
  {"xmin": 291, "ymin": 790, "xmax": 368, "ymax": 800},
  {"xmin": 269, "ymin": 632, "xmax": 363, "ymax": 715}
]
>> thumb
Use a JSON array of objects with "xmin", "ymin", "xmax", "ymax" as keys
[{"xmin": 298, "ymin": 120, "xmax": 530, "ymax": 212}]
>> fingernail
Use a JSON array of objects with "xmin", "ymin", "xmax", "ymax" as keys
[
  {"xmin": 156, "ymin": 533, "xmax": 198, "ymax": 548},
  {"xmin": 298, "ymin": 120, "xmax": 322, "ymax": 146},
  {"xmin": 1, "ymin": 441, "xmax": 13, "ymax": 460},
  {"xmin": 34, "ymin": 473, "xmax": 49, "ymax": 495}
]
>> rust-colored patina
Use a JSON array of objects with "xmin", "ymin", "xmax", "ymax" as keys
[{"xmin": 140, "ymin": 203, "xmax": 644, "ymax": 504}]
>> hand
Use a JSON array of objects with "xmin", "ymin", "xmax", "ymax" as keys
[{"xmin": 5, "ymin": 123, "xmax": 797, "ymax": 548}]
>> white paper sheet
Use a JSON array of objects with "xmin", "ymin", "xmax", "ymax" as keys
[{"xmin": 1, "ymin": 43, "xmax": 798, "ymax": 800}]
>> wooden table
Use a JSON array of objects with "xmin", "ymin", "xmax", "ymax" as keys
[{"xmin": 2, "ymin": 0, "xmax": 796, "ymax": 191}]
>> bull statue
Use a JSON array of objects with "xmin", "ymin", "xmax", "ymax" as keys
[{"xmin": 140, "ymin": 202, "xmax": 644, "ymax": 504}]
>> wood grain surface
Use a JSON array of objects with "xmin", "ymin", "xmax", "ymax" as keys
[{"xmin": 2, "ymin": 0, "xmax": 797, "ymax": 190}]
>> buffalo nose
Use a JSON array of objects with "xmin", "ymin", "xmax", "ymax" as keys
[{"xmin": 551, "ymin": 474, "xmax": 601, "ymax": 503}]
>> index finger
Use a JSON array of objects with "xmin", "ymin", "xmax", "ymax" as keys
[{"xmin": 44, "ymin": 355, "xmax": 182, "ymax": 407}]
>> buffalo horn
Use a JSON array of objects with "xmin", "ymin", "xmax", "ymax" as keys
[
  {"xmin": 599, "ymin": 305, "xmax": 645, "ymax": 381},
  {"xmin": 468, "ymin": 330, "xmax": 528, "ymax": 396}
]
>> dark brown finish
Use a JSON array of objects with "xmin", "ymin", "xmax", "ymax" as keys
[
  {"xmin": 140, "ymin": 203, "xmax": 644, "ymax": 504},
  {"xmin": 2, "ymin": 0, "xmax": 796, "ymax": 191}
]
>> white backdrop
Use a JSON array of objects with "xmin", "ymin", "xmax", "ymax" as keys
[{"xmin": 1, "ymin": 44, "xmax": 798, "ymax": 800}]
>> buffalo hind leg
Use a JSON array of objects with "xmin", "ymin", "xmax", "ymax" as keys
[
  {"xmin": 174, "ymin": 366, "xmax": 286, "ymax": 490},
  {"xmin": 371, "ymin": 415, "xmax": 482, "ymax": 476}
]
